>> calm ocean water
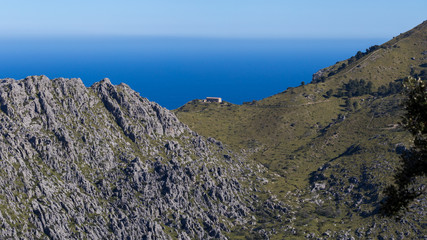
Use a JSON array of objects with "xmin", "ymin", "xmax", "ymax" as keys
[{"xmin": 0, "ymin": 37, "xmax": 386, "ymax": 109}]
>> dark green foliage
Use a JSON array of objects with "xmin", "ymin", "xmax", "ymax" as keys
[
  {"xmin": 412, "ymin": 70, "xmax": 427, "ymax": 80},
  {"xmin": 348, "ymin": 45, "xmax": 381, "ymax": 65},
  {"xmin": 343, "ymin": 98, "xmax": 359, "ymax": 112},
  {"xmin": 301, "ymin": 81, "xmax": 305, "ymax": 86},
  {"xmin": 353, "ymin": 101, "xmax": 359, "ymax": 110},
  {"xmin": 325, "ymin": 89, "xmax": 333, "ymax": 98},
  {"xmin": 313, "ymin": 76, "xmax": 326, "ymax": 83},
  {"xmin": 420, "ymin": 70, "xmax": 427, "ymax": 80},
  {"xmin": 381, "ymin": 77, "xmax": 427, "ymax": 216},
  {"xmin": 345, "ymin": 99, "xmax": 352, "ymax": 111},
  {"xmin": 376, "ymin": 81, "xmax": 403, "ymax": 97},
  {"xmin": 341, "ymin": 79, "xmax": 373, "ymax": 97},
  {"xmin": 328, "ymin": 63, "xmax": 348, "ymax": 77},
  {"xmin": 313, "ymin": 44, "xmax": 382, "ymax": 83},
  {"xmin": 355, "ymin": 51, "xmax": 364, "ymax": 60},
  {"xmin": 367, "ymin": 45, "xmax": 381, "ymax": 53},
  {"xmin": 401, "ymin": 78, "xmax": 427, "ymax": 143}
]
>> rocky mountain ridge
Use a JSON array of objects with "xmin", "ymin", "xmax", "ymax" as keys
[
  {"xmin": 0, "ymin": 75, "xmax": 259, "ymax": 239},
  {"xmin": 1, "ymin": 20, "xmax": 426, "ymax": 239}
]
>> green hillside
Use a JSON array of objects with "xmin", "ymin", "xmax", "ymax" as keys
[{"xmin": 175, "ymin": 21, "xmax": 427, "ymax": 238}]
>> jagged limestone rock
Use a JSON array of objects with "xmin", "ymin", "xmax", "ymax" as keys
[{"xmin": 0, "ymin": 76, "xmax": 253, "ymax": 239}]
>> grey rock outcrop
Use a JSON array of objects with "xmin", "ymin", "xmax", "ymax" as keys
[
  {"xmin": 311, "ymin": 67, "xmax": 329, "ymax": 83},
  {"xmin": 0, "ymin": 76, "xmax": 253, "ymax": 239}
]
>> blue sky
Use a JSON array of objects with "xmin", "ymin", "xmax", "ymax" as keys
[{"xmin": 1, "ymin": 0, "xmax": 426, "ymax": 38}]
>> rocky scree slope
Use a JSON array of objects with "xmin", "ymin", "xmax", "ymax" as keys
[{"xmin": 0, "ymin": 76, "xmax": 255, "ymax": 239}]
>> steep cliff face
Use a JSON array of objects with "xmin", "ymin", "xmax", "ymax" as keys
[{"xmin": 0, "ymin": 76, "xmax": 253, "ymax": 239}]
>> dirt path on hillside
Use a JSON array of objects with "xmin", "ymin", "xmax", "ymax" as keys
[{"xmin": 255, "ymin": 99, "xmax": 332, "ymax": 108}]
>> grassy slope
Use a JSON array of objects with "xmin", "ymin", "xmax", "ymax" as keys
[{"xmin": 175, "ymin": 21, "xmax": 427, "ymax": 238}]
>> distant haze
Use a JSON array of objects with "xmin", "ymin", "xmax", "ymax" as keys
[{"xmin": 1, "ymin": 0, "xmax": 426, "ymax": 39}]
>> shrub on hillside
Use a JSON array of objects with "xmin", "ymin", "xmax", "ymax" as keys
[
  {"xmin": 336, "ymin": 79, "xmax": 373, "ymax": 98},
  {"xmin": 381, "ymin": 77, "xmax": 427, "ymax": 216}
]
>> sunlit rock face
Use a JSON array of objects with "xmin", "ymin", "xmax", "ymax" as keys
[{"xmin": 0, "ymin": 76, "xmax": 253, "ymax": 239}]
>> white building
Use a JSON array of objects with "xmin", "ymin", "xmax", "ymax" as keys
[{"xmin": 204, "ymin": 97, "xmax": 222, "ymax": 103}]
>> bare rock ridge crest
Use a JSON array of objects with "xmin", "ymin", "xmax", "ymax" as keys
[{"xmin": 0, "ymin": 75, "xmax": 257, "ymax": 239}]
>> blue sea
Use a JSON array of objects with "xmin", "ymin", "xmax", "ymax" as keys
[{"xmin": 0, "ymin": 37, "xmax": 386, "ymax": 109}]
